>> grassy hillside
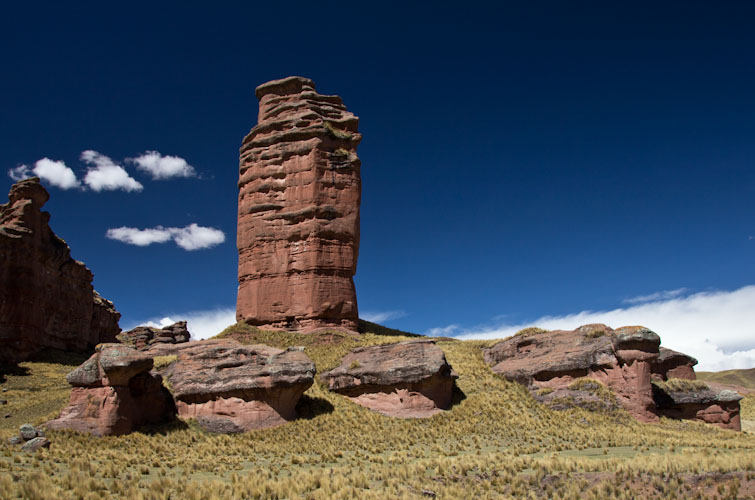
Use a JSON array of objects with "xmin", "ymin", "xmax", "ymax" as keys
[
  {"xmin": 0, "ymin": 324, "xmax": 753, "ymax": 499},
  {"xmin": 697, "ymin": 368, "xmax": 755, "ymax": 389}
]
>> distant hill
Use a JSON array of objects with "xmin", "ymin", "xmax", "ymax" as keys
[{"xmin": 697, "ymin": 368, "xmax": 755, "ymax": 389}]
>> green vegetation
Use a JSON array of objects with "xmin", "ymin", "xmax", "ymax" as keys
[
  {"xmin": 697, "ymin": 368, "xmax": 755, "ymax": 389},
  {"xmin": 152, "ymin": 355, "xmax": 177, "ymax": 370},
  {"xmin": 513, "ymin": 326, "xmax": 549, "ymax": 338},
  {"xmin": 0, "ymin": 326, "xmax": 753, "ymax": 498},
  {"xmin": 653, "ymin": 378, "xmax": 711, "ymax": 393},
  {"xmin": 323, "ymin": 121, "xmax": 355, "ymax": 141}
]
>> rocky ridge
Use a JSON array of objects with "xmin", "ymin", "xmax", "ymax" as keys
[
  {"xmin": 0, "ymin": 178, "xmax": 120, "ymax": 363},
  {"xmin": 236, "ymin": 76, "xmax": 361, "ymax": 332},
  {"xmin": 118, "ymin": 321, "xmax": 191, "ymax": 350}
]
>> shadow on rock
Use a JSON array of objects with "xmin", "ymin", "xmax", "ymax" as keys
[{"xmin": 296, "ymin": 394, "xmax": 335, "ymax": 420}]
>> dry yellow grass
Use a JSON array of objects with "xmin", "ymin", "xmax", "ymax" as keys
[{"xmin": 0, "ymin": 324, "xmax": 753, "ymax": 498}]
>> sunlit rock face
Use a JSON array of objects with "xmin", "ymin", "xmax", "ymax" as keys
[
  {"xmin": 0, "ymin": 178, "xmax": 120, "ymax": 362},
  {"xmin": 236, "ymin": 76, "xmax": 361, "ymax": 332}
]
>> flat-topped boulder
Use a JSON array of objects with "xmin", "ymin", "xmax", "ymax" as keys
[
  {"xmin": 321, "ymin": 339, "xmax": 458, "ymax": 418},
  {"xmin": 0, "ymin": 178, "xmax": 120, "ymax": 363},
  {"xmin": 148, "ymin": 339, "xmax": 315, "ymax": 433},
  {"xmin": 483, "ymin": 324, "xmax": 660, "ymax": 422},
  {"xmin": 652, "ymin": 381, "xmax": 742, "ymax": 431},
  {"xmin": 118, "ymin": 321, "xmax": 191, "ymax": 350},
  {"xmin": 652, "ymin": 347, "xmax": 698, "ymax": 381},
  {"xmin": 47, "ymin": 344, "xmax": 175, "ymax": 436}
]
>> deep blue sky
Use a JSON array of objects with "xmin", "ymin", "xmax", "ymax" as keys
[{"xmin": 2, "ymin": 2, "xmax": 754, "ymax": 343}]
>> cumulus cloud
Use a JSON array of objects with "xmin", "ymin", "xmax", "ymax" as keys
[
  {"xmin": 360, "ymin": 310, "xmax": 407, "ymax": 323},
  {"xmin": 106, "ymin": 223, "xmax": 225, "ymax": 250},
  {"xmin": 446, "ymin": 285, "xmax": 755, "ymax": 371},
  {"xmin": 128, "ymin": 151, "xmax": 196, "ymax": 180},
  {"xmin": 8, "ymin": 158, "xmax": 81, "ymax": 189},
  {"xmin": 130, "ymin": 307, "xmax": 237, "ymax": 340},
  {"xmin": 81, "ymin": 150, "xmax": 143, "ymax": 192}
]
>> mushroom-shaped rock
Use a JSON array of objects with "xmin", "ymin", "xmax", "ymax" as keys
[
  {"xmin": 321, "ymin": 339, "xmax": 458, "ymax": 418},
  {"xmin": 47, "ymin": 344, "xmax": 175, "ymax": 436},
  {"xmin": 483, "ymin": 324, "xmax": 660, "ymax": 423},
  {"xmin": 652, "ymin": 382, "xmax": 742, "ymax": 431},
  {"xmin": 651, "ymin": 347, "xmax": 698, "ymax": 381},
  {"xmin": 149, "ymin": 339, "xmax": 315, "ymax": 433}
]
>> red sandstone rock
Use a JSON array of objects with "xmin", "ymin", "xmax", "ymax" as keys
[
  {"xmin": 118, "ymin": 321, "xmax": 191, "ymax": 350},
  {"xmin": 320, "ymin": 339, "xmax": 458, "ymax": 418},
  {"xmin": 652, "ymin": 385, "xmax": 742, "ymax": 431},
  {"xmin": 651, "ymin": 347, "xmax": 698, "ymax": 381},
  {"xmin": 0, "ymin": 178, "xmax": 121, "ymax": 363},
  {"xmin": 236, "ymin": 76, "xmax": 361, "ymax": 332},
  {"xmin": 47, "ymin": 344, "xmax": 175, "ymax": 436},
  {"xmin": 148, "ymin": 339, "xmax": 315, "ymax": 433},
  {"xmin": 483, "ymin": 324, "xmax": 660, "ymax": 422}
]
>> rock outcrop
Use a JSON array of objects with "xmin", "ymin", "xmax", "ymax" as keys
[
  {"xmin": 47, "ymin": 344, "xmax": 175, "ymax": 436},
  {"xmin": 652, "ymin": 383, "xmax": 742, "ymax": 431},
  {"xmin": 0, "ymin": 178, "xmax": 121, "ymax": 363},
  {"xmin": 118, "ymin": 321, "xmax": 191, "ymax": 350},
  {"xmin": 237, "ymin": 76, "xmax": 361, "ymax": 332},
  {"xmin": 7, "ymin": 424, "xmax": 49, "ymax": 452},
  {"xmin": 483, "ymin": 324, "xmax": 661, "ymax": 422},
  {"xmin": 321, "ymin": 339, "xmax": 458, "ymax": 418},
  {"xmin": 148, "ymin": 339, "xmax": 316, "ymax": 433},
  {"xmin": 651, "ymin": 347, "xmax": 698, "ymax": 381}
]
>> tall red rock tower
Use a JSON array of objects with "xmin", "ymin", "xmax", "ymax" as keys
[{"xmin": 237, "ymin": 76, "xmax": 361, "ymax": 331}]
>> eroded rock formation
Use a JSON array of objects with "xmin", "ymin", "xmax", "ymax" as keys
[
  {"xmin": 483, "ymin": 324, "xmax": 661, "ymax": 422},
  {"xmin": 118, "ymin": 321, "xmax": 191, "ymax": 350},
  {"xmin": 237, "ymin": 76, "xmax": 361, "ymax": 332},
  {"xmin": 652, "ymin": 384, "xmax": 742, "ymax": 431},
  {"xmin": 47, "ymin": 344, "xmax": 175, "ymax": 436},
  {"xmin": 0, "ymin": 178, "xmax": 121, "ymax": 363},
  {"xmin": 651, "ymin": 347, "xmax": 698, "ymax": 381},
  {"xmin": 321, "ymin": 339, "xmax": 458, "ymax": 418},
  {"xmin": 484, "ymin": 324, "xmax": 743, "ymax": 430},
  {"xmin": 148, "ymin": 339, "xmax": 315, "ymax": 433}
]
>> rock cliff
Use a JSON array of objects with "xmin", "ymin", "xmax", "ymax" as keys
[
  {"xmin": 237, "ymin": 76, "xmax": 361, "ymax": 332},
  {"xmin": 0, "ymin": 178, "xmax": 120, "ymax": 362}
]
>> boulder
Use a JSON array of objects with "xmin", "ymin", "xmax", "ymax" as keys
[
  {"xmin": 652, "ymin": 383, "xmax": 742, "ymax": 431},
  {"xmin": 321, "ymin": 339, "xmax": 458, "ymax": 418},
  {"xmin": 118, "ymin": 321, "xmax": 191, "ymax": 350},
  {"xmin": 148, "ymin": 339, "xmax": 315, "ymax": 433},
  {"xmin": 21, "ymin": 437, "xmax": 50, "ymax": 452},
  {"xmin": 483, "ymin": 324, "xmax": 660, "ymax": 422},
  {"xmin": 0, "ymin": 178, "xmax": 120, "ymax": 363},
  {"xmin": 47, "ymin": 344, "xmax": 175, "ymax": 436},
  {"xmin": 651, "ymin": 347, "xmax": 698, "ymax": 381},
  {"xmin": 236, "ymin": 76, "xmax": 362, "ymax": 332}
]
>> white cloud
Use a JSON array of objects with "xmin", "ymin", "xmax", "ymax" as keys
[
  {"xmin": 360, "ymin": 310, "xmax": 407, "ymax": 323},
  {"xmin": 426, "ymin": 324, "xmax": 462, "ymax": 337},
  {"xmin": 81, "ymin": 150, "xmax": 143, "ymax": 192},
  {"xmin": 106, "ymin": 223, "xmax": 225, "ymax": 250},
  {"xmin": 128, "ymin": 308, "xmax": 237, "ymax": 341},
  {"xmin": 8, "ymin": 158, "xmax": 81, "ymax": 189},
  {"xmin": 128, "ymin": 151, "xmax": 196, "ymax": 180},
  {"xmin": 453, "ymin": 285, "xmax": 755, "ymax": 372},
  {"xmin": 623, "ymin": 288, "xmax": 688, "ymax": 304}
]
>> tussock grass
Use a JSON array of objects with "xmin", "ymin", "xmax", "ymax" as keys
[
  {"xmin": 0, "ymin": 324, "xmax": 752, "ymax": 498},
  {"xmin": 654, "ymin": 378, "xmax": 711, "ymax": 393}
]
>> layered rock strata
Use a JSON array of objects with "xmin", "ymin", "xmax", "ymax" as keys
[
  {"xmin": 651, "ymin": 347, "xmax": 698, "ymax": 381},
  {"xmin": 47, "ymin": 344, "xmax": 175, "ymax": 436},
  {"xmin": 0, "ymin": 178, "xmax": 121, "ymax": 363},
  {"xmin": 237, "ymin": 76, "xmax": 361, "ymax": 332},
  {"xmin": 148, "ymin": 339, "xmax": 316, "ymax": 433},
  {"xmin": 321, "ymin": 339, "xmax": 458, "ymax": 418},
  {"xmin": 652, "ymin": 384, "xmax": 742, "ymax": 431},
  {"xmin": 483, "ymin": 324, "xmax": 661, "ymax": 422},
  {"xmin": 118, "ymin": 321, "xmax": 191, "ymax": 350}
]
